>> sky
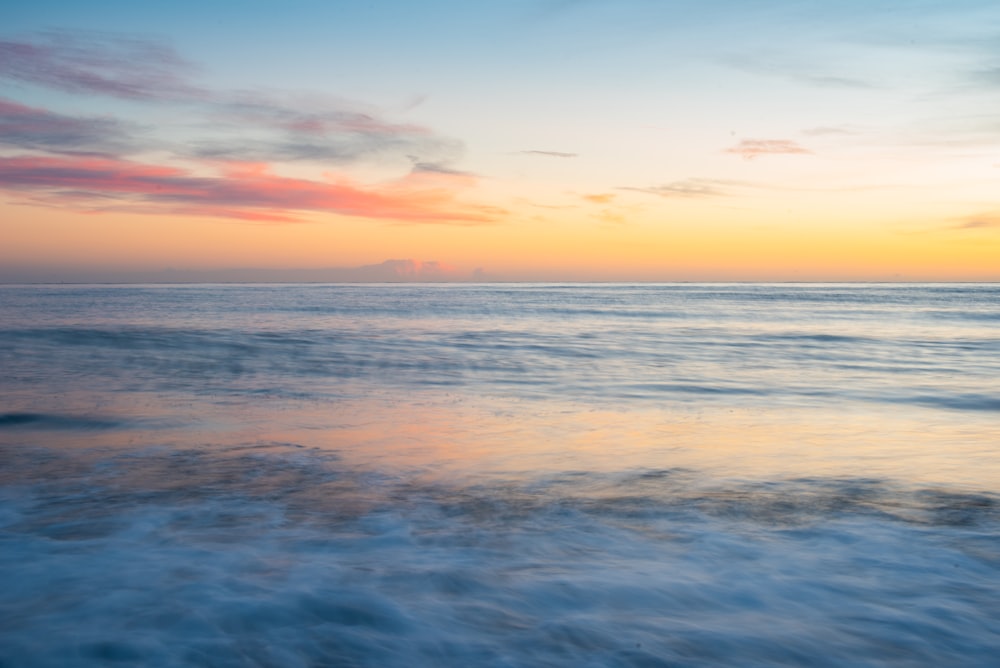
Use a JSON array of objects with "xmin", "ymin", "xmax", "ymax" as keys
[{"xmin": 1, "ymin": 0, "xmax": 999, "ymax": 282}]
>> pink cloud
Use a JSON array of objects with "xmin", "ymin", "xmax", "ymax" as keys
[
  {"xmin": 376, "ymin": 259, "xmax": 458, "ymax": 279},
  {"xmin": 725, "ymin": 139, "xmax": 812, "ymax": 160},
  {"xmin": 0, "ymin": 155, "xmax": 499, "ymax": 224}
]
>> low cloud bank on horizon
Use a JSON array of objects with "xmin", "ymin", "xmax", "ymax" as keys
[{"xmin": 0, "ymin": 259, "xmax": 490, "ymax": 284}]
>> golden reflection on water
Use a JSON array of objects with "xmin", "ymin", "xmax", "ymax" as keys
[
  {"xmin": 220, "ymin": 393, "xmax": 1000, "ymax": 490},
  {"xmin": 4, "ymin": 389, "xmax": 997, "ymax": 491}
]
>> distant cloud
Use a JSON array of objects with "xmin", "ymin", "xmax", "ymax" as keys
[
  {"xmin": 408, "ymin": 158, "xmax": 474, "ymax": 177},
  {"xmin": 192, "ymin": 92, "xmax": 461, "ymax": 165},
  {"xmin": 0, "ymin": 31, "xmax": 461, "ymax": 167},
  {"xmin": 801, "ymin": 75, "xmax": 874, "ymax": 90},
  {"xmin": 0, "ymin": 31, "xmax": 201, "ymax": 101},
  {"xmin": 0, "ymin": 97, "xmax": 137, "ymax": 154},
  {"xmin": 802, "ymin": 125, "xmax": 859, "ymax": 137},
  {"xmin": 725, "ymin": 139, "xmax": 812, "ymax": 160},
  {"xmin": 0, "ymin": 30, "xmax": 496, "ymax": 225},
  {"xmin": 971, "ymin": 66, "xmax": 1000, "ymax": 86},
  {"xmin": 720, "ymin": 54, "xmax": 874, "ymax": 90},
  {"xmin": 519, "ymin": 150, "xmax": 579, "ymax": 158},
  {"xmin": 620, "ymin": 178, "xmax": 728, "ymax": 197},
  {"xmin": 951, "ymin": 215, "xmax": 1000, "ymax": 231},
  {"xmin": 582, "ymin": 193, "xmax": 616, "ymax": 203},
  {"xmin": 0, "ymin": 154, "xmax": 499, "ymax": 224},
  {"xmin": 0, "ymin": 260, "xmax": 482, "ymax": 283},
  {"xmin": 353, "ymin": 259, "xmax": 458, "ymax": 280}
]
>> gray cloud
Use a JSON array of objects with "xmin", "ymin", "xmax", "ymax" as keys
[
  {"xmin": 189, "ymin": 132, "xmax": 461, "ymax": 166},
  {"xmin": 519, "ymin": 150, "xmax": 579, "ymax": 158},
  {"xmin": 0, "ymin": 97, "xmax": 138, "ymax": 154},
  {"xmin": 0, "ymin": 31, "xmax": 201, "ymax": 101},
  {"xmin": 720, "ymin": 53, "xmax": 875, "ymax": 90},
  {"xmin": 191, "ymin": 92, "xmax": 463, "ymax": 164},
  {"xmin": 407, "ymin": 158, "xmax": 475, "ymax": 176},
  {"xmin": 0, "ymin": 31, "xmax": 463, "ymax": 167},
  {"xmin": 971, "ymin": 66, "xmax": 1000, "ymax": 86},
  {"xmin": 800, "ymin": 74, "xmax": 876, "ymax": 90},
  {"xmin": 619, "ymin": 178, "xmax": 729, "ymax": 198},
  {"xmin": 952, "ymin": 216, "xmax": 1000, "ymax": 230},
  {"xmin": 802, "ymin": 125, "xmax": 859, "ymax": 137}
]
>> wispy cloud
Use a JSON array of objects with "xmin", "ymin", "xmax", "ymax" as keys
[
  {"xmin": 802, "ymin": 125, "xmax": 859, "ymax": 137},
  {"xmin": 0, "ymin": 31, "xmax": 461, "ymax": 166},
  {"xmin": 518, "ymin": 150, "xmax": 579, "ymax": 158},
  {"xmin": 719, "ymin": 53, "xmax": 875, "ymax": 90},
  {"xmin": 725, "ymin": 139, "xmax": 812, "ymax": 160},
  {"xmin": 950, "ymin": 214, "xmax": 1000, "ymax": 231},
  {"xmin": 0, "ymin": 97, "xmax": 138, "ymax": 154},
  {"xmin": 408, "ymin": 159, "xmax": 475, "ymax": 177},
  {"xmin": 0, "ymin": 31, "xmax": 492, "ymax": 224},
  {"xmin": 620, "ymin": 178, "xmax": 730, "ymax": 197},
  {"xmin": 801, "ymin": 74, "xmax": 874, "ymax": 90},
  {"xmin": 0, "ymin": 155, "xmax": 498, "ymax": 224},
  {"xmin": 190, "ymin": 92, "xmax": 461, "ymax": 165},
  {"xmin": 0, "ymin": 31, "xmax": 201, "ymax": 101},
  {"xmin": 969, "ymin": 65, "xmax": 1000, "ymax": 90}
]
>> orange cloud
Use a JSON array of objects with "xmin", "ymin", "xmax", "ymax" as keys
[{"xmin": 0, "ymin": 155, "xmax": 499, "ymax": 224}]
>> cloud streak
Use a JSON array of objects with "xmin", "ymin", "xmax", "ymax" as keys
[
  {"xmin": 950, "ymin": 214, "xmax": 1000, "ymax": 231},
  {"xmin": 0, "ymin": 31, "xmax": 200, "ymax": 101},
  {"xmin": 191, "ymin": 91, "xmax": 461, "ymax": 165},
  {"xmin": 725, "ymin": 139, "xmax": 812, "ymax": 160},
  {"xmin": 0, "ymin": 155, "xmax": 498, "ymax": 224},
  {"xmin": 620, "ymin": 178, "xmax": 730, "ymax": 198},
  {"xmin": 802, "ymin": 125, "xmax": 859, "ymax": 137},
  {"xmin": 0, "ymin": 31, "xmax": 493, "ymax": 224},
  {"xmin": 719, "ymin": 53, "xmax": 875, "ymax": 91},
  {"xmin": 0, "ymin": 32, "xmax": 461, "ymax": 167},
  {"xmin": 0, "ymin": 97, "xmax": 137, "ymax": 154},
  {"xmin": 519, "ymin": 150, "xmax": 579, "ymax": 158}
]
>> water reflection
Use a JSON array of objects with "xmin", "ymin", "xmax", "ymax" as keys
[
  {"xmin": 2, "ymin": 284, "xmax": 999, "ymax": 665},
  {"xmin": 3, "ymin": 389, "xmax": 998, "ymax": 489}
]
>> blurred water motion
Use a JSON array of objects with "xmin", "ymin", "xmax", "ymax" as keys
[{"xmin": 1, "ymin": 283, "xmax": 998, "ymax": 666}]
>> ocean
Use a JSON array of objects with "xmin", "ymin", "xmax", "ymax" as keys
[{"xmin": 1, "ymin": 283, "xmax": 998, "ymax": 666}]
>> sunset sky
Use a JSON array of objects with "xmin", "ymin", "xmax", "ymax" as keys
[{"xmin": 2, "ymin": 0, "xmax": 999, "ymax": 281}]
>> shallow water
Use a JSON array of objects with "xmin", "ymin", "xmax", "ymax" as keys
[{"xmin": 1, "ymin": 284, "xmax": 998, "ymax": 666}]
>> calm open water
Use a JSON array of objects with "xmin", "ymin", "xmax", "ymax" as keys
[{"xmin": 1, "ymin": 283, "xmax": 998, "ymax": 666}]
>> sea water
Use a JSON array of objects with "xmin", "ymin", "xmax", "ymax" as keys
[{"xmin": 0, "ymin": 283, "xmax": 997, "ymax": 666}]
